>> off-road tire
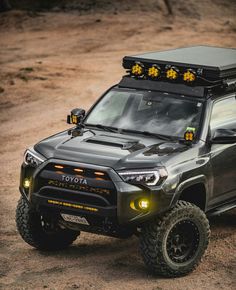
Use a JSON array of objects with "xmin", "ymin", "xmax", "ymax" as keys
[
  {"xmin": 16, "ymin": 197, "xmax": 79, "ymax": 250},
  {"xmin": 139, "ymin": 201, "xmax": 210, "ymax": 277}
]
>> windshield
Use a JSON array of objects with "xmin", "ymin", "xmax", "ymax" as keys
[{"xmin": 85, "ymin": 88, "xmax": 204, "ymax": 139}]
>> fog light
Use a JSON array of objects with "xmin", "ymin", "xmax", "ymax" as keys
[
  {"xmin": 23, "ymin": 178, "xmax": 30, "ymax": 189},
  {"xmin": 138, "ymin": 199, "xmax": 150, "ymax": 210}
]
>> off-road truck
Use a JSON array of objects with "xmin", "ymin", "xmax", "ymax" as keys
[{"xmin": 16, "ymin": 46, "xmax": 236, "ymax": 277}]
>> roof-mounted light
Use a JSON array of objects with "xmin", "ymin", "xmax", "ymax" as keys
[
  {"xmin": 183, "ymin": 69, "xmax": 196, "ymax": 83},
  {"xmin": 148, "ymin": 64, "xmax": 161, "ymax": 79},
  {"xmin": 131, "ymin": 62, "xmax": 144, "ymax": 77},
  {"xmin": 166, "ymin": 66, "xmax": 179, "ymax": 80}
]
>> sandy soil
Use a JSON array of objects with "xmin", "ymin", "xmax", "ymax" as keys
[{"xmin": 0, "ymin": 6, "xmax": 236, "ymax": 290}]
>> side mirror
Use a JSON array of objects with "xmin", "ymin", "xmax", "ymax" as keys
[
  {"xmin": 67, "ymin": 108, "xmax": 85, "ymax": 125},
  {"xmin": 211, "ymin": 128, "xmax": 236, "ymax": 144}
]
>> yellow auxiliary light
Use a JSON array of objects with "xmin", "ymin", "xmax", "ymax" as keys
[
  {"xmin": 184, "ymin": 129, "xmax": 195, "ymax": 142},
  {"xmin": 23, "ymin": 178, "xmax": 30, "ymax": 189},
  {"xmin": 148, "ymin": 65, "xmax": 161, "ymax": 79},
  {"xmin": 138, "ymin": 199, "xmax": 150, "ymax": 210},
  {"xmin": 166, "ymin": 67, "xmax": 179, "ymax": 80},
  {"xmin": 131, "ymin": 62, "xmax": 144, "ymax": 77},
  {"xmin": 71, "ymin": 115, "xmax": 78, "ymax": 125},
  {"xmin": 183, "ymin": 69, "xmax": 196, "ymax": 83}
]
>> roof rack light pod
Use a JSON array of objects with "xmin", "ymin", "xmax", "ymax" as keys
[
  {"xmin": 166, "ymin": 66, "xmax": 179, "ymax": 80},
  {"xmin": 130, "ymin": 62, "xmax": 145, "ymax": 77},
  {"xmin": 183, "ymin": 69, "xmax": 197, "ymax": 83},
  {"xmin": 147, "ymin": 64, "xmax": 161, "ymax": 80}
]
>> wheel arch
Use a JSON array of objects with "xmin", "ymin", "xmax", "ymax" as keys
[{"xmin": 171, "ymin": 175, "xmax": 208, "ymax": 211}]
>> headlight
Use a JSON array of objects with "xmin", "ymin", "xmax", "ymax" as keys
[
  {"xmin": 23, "ymin": 149, "xmax": 45, "ymax": 167},
  {"xmin": 118, "ymin": 168, "xmax": 167, "ymax": 186}
]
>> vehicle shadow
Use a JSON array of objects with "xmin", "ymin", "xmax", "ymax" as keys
[
  {"xmin": 209, "ymin": 208, "xmax": 236, "ymax": 227},
  {"xmin": 38, "ymin": 236, "xmax": 150, "ymax": 279},
  {"xmin": 208, "ymin": 208, "xmax": 236, "ymax": 242},
  {"xmin": 39, "ymin": 235, "xmax": 139, "ymax": 258},
  {"xmin": 36, "ymin": 209, "xmax": 236, "ymax": 280}
]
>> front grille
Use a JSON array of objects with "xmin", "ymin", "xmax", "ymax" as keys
[{"xmin": 34, "ymin": 162, "xmax": 117, "ymax": 207}]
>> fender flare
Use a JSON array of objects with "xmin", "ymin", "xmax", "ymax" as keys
[{"xmin": 170, "ymin": 175, "xmax": 208, "ymax": 210}]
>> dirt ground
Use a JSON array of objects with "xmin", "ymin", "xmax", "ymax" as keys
[{"xmin": 0, "ymin": 3, "xmax": 236, "ymax": 289}]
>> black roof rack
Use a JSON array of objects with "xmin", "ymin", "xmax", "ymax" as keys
[
  {"xmin": 120, "ymin": 46, "xmax": 236, "ymax": 97},
  {"xmin": 123, "ymin": 46, "xmax": 236, "ymax": 80},
  {"xmin": 118, "ymin": 76, "xmax": 220, "ymax": 98}
]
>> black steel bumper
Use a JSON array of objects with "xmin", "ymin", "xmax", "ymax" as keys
[{"xmin": 19, "ymin": 159, "xmax": 173, "ymax": 230}]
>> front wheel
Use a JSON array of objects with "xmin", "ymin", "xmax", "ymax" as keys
[
  {"xmin": 16, "ymin": 197, "xmax": 79, "ymax": 250},
  {"xmin": 139, "ymin": 201, "xmax": 210, "ymax": 277}
]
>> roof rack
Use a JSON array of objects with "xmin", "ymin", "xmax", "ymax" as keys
[
  {"xmin": 122, "ymin": 46, "xmax": 236, "ymax": 86},
  {"xmin": 118, "ymin": 76, "xmax": 236, "ymax": 98},
  {"xmin": 120, "ymin": 46, "xmax": 236, "ymax": 97}
]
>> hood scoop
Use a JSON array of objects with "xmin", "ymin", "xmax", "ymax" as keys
[
  {"xmin": 144, "ymin": 142, "xmax": 187, "ymax": 156},
  {"xmin": 85, "ymin": 135, "xmax": 143, "ymax": 150}
]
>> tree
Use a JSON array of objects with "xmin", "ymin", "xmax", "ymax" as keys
[{"xmin": 163, "ymin": 0, "xmax": 173, "ymax": 15}]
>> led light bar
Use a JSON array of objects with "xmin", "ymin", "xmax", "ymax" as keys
[{"xmin": 123, "ymin": 46, "xmax": 236, "ymax": 83}]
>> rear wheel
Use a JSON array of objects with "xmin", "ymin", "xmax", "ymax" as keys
[
  {"xmin": 16, "ymin": 197, "xmax": 79, "ymax": 250},
  {"xmin": 139, "ymin": 201, "xmax": 210, "ymax": 277}
]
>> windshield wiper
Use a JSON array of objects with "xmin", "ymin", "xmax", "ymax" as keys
[
  {"xmin": 85, "ymin": 124, "xmax": 119, "ymax": 133},
  {"xmin": 142, "ymin": 131, "xmax": 176, "ymax": 141},
  {"xmin": 120, "ymin": 129, "xmax": 175, "ymax": 141}
]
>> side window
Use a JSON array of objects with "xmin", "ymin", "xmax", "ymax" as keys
[{"xmin": 210, "ymin": 96, "xmax": 236, "ymax": 132}]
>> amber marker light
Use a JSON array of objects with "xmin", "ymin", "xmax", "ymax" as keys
[
  {"xmin": 74, "ymin": 168, "xmax": 84, "ymax": 173},
  {"xmin": 54, "ymin": 165, "xmax": 64, "ymax": 169},
  {"xmin": 94, "ymin": 171, "xmax": 105, "ymax": 176},
  {"xmin": 166, "ymin": 67, "xmax": 179, "ymax": 80}
]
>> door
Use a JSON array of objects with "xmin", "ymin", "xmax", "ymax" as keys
[{"xmin": 209, "ymin": 95, "xmax": 236, "ymax": 205}]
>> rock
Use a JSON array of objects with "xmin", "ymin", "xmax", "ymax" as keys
[
  {"xmin": 52, "ymin": 6, "xmax": 61, "ymax": 12},
  {"xmin": 19, "ymin": 67, "xmax": 34, "ymax": 73}
]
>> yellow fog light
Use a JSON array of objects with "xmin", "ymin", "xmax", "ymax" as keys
[
  {"xmin": 131, "ymin": 62, "xmax": 144, "ymax": 77},
  {"xmin": 138, "ymin": 199, "xmax": 150, "ymax": 210},
  {"xmin": 166, "ymin": 67, "xmax": 178, "ymax": 80},
  {"xmin": 23, "ymin": 178, "xmax": 30, "ymax": 189},
  {"xmin": 183, "ymin": 69, "xmax": 196, "ymax": 83},
  {"xmin": 148, "ymin": 65, "xmax": 161, "ymax": 79}
]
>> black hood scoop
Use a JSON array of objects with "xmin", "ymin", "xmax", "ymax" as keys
[
  {"xmin": 84, "ymin": 134, "xmax": 144, "ymax": 150},
  {"xmin": 144, "ymin": 142, "xmax": 187, "ymax": 156}
]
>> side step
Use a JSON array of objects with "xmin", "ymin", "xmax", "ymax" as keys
[{"xmin": 207, "ymin": 199, "xmax": 236, "ymax": 216}]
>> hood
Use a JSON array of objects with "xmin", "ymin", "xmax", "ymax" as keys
[{"xmin": 34, "ymin": 129, "xmax": 191, "ymax": 170}]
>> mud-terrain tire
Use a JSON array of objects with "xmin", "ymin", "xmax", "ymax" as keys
[
  {"xmin": 16, "ymin": 197, "xmax": 79, "ymax": 250},
  {"xmin": 139, "ymin": 201, "xmax": 210, "ymax": 277}
]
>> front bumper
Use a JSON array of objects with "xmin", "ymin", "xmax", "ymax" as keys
[{"xmin": 20, "ymin": 159, "xmax": 173, "ymax": 233}]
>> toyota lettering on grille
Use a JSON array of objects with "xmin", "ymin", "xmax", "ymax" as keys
[{"xmin": 61, "ymin": 175, "xmax": 88, "ymax": 185}]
